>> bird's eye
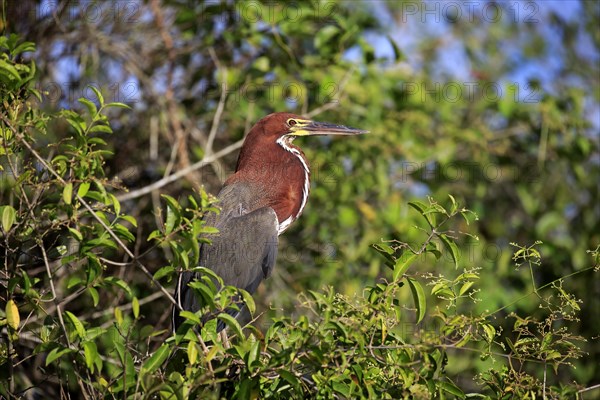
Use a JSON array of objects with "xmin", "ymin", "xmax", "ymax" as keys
[{"xmin": 287, "ymin": 119, "xmax": 297, "ymax": 127}]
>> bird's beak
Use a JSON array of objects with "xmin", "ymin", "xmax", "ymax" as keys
[{"xmin": 290, "ymin": 119, "xmax": 369, "ymax": 137}]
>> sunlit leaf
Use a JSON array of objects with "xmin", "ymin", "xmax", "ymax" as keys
[
  {"xmin": 1, "ymin": 206, "xmax": 16, "ymax": 232},
  {"xmin": 6, "ymin": 299, "xmax": 20, "ymax": 330},
  {"xmin": 63, "ymin": 182, "xmax": 73, "ymax": 205},
  {"xmin": 187, "ymin": 341, "xmax": 198, "ymax": 365},
  {"xmin": 132, "ymin": 297, "xmax": 140, "ymax": 319}
]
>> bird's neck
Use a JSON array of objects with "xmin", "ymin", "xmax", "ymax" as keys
[{"xmin": 227, "ymin": 138, "xmax": 310, "ymax": 234}]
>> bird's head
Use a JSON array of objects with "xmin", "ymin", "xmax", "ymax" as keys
[
  {"xmin": 244, "ymin": 112, "xmax": 368, "ymax": 150},
  {"xmin": 234, "ymin": 112, "xmax": 368, "ymax": 174}
]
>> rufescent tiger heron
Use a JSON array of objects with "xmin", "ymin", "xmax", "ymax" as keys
[{"xmin": 172, "ymin": 112, "xmax": 368, "ymax": 332}]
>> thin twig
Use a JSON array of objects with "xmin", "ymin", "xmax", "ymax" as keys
[
  {"xmin": 206, "ymin": 47, "xmax": 228, "ymax": 156},
  {"xmin": 578, "ymin": 384, "xmax": 600, "ymax": 394},
  {"xmin": 163, "ymin": 133, "xmax": 182, "ymax": 179}
]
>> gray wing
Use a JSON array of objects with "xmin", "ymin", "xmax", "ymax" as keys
[{"xmin": 173, "ymin": 182, "xmax": 279, "ymax": 331}]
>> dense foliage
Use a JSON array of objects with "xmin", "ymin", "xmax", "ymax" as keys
[{"xmin": 1, "ymin": 1, "xmax": 598, "ymax": 398}]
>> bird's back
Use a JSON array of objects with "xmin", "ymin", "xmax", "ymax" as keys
[{"xmin": 172, "ymin": 181, "xmax": 279, "ymax": 331}]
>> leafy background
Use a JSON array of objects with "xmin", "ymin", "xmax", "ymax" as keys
[{"xmin": 1, "ymin": 0, "xmax": 598, "ymax": 398}]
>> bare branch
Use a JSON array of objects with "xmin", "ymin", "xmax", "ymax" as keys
[
  {"xmin": 116, "ymin": 138, "xmax": 244, "ymax": 202},
  {"xmin": 206, "ymin": 47, "xmax": 228, "ymax": 156}
]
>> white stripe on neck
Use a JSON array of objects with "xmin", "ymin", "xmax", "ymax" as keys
[{"xmin": 275, "ymin": 135, "xmax": 310, "ymax": 234}]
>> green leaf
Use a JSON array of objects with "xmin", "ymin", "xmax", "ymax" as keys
[
  {"xmin": 217, "ymin": 313, "xmax": 243, "ymax": 338},
  {"xmin": 88, "ymin": 287, "xmax": 99, "ymax": 307},
  {"xmin": 147, "ymin": 230, "xmax": 162, "ymax": 241},
  {"xmin": 438, "ymin": 379, "xmax": 465, "ymax": 399},
  {"xmin": 114, "ymin": 306, "xmax": 123, "ymax": 326},
  {"xmin": 104, "ymin": 277, "xmax": 132, "ymax": 296},
  {"xmin": 239, "ymin": 289, "xmax": 256, "ymax": 316},
  {"xmin": 46, "ymin": 346, "xmax": 74, "ymax": 366},
  {"xmin": 482, "ymin": 324, "xmax": 496, "ymax": 342},
  {"xmin": 253, "ymin": 56, "xmax": 269, "ymax": 72},
  {"xmin": 79, "ymin": 97, "xmax": 97, "ymax": 117},
  {"xmin": 83, "ymin": 341, "xmax": 98, "ymax": 372},
  {"xmin": 371, "ymin": 243, "xmax": 396, "ymax": 266},
  {"xmin": 77, "ymin": 182, "xmax": 91, "ymax": 198},
  {"xmin": 0, "ymin": 59, "xmax": 21, "ymax": 80},
  {"xmin": 162, "ymin": 194, "xmax": 181, "ymax": 234},
  {"xmin": 279, "ymin": 370, "xmax": 301, "ymax": 391},
  {"xmin": 315, "ymin": 25, "xmax": 339, "ymax": 50},
  {"xmin": 246, "ymin": 339, "xmax": 260, "ymax": 371},
  {"xmin": 63, "ymin": 112, "xmax": 86, "ymax": 136},
  {"xmin": 120, "ymin": 215, "xmax": 138, "ymax": 227},
  {"xmin": 426, "ymin": 241, "xmax": 442, "ymax": 259},
  {"xmin": 88, "ymin": 137, "xmax": 108, "ymax": 145},
  {"xmin": 199, "ymin": 226, "xmax": 219, "ymax": 234},
  {"xmin": 107, "ymin": 193, "xmax": 121, "ymax": 215},
  {"xmin": 431, "ymin": 283, "xmax": 454, "ymax": 299},
  {"xmin": 393, "ymin": 252, "xmax": 418, "ymax": 281},
  {"xmin": 408, "ymin": 200, "xmax": 435, "ymax": 226},
  {"xmin": 1, "ymin": 205, "xmax": 17, "ymax": 232},
  {"xmin": 88, "ymin": 86, "xmax": 104, "ymax": 106},
  {"xmin": 12, "ymin": 40, "xmax": 36, "ymax": 56},
  {"xmin": 89, "ymin": 124, "xmax": 113, "ymax": 134},
  {"xmin": 68, "ymin": 227, "xmax": 83, "ymax": 241},
  {"xmin": 153, "ymin": 265, "xmax": 175, "ymax": 281},
  {"xmin": 458, "ymin": 282, "xmax": 474, "ymax": 296},
  {"xmin": 141, "ymin": 344, "xmax": 170, "ymax": 373},
  {"xmin": 407, "ymin": 277, "xmax": 426, "ymax": 324},
  {"xmin": 65, "ymin": 311, "xmax": 86, "ymax": 339},
  {"xmin": 188, "ymin": 281, "xmax": 216, "ymax": 308},
  {"xmin": 85, "ymin": 237, "xmax": 118, "ymax": 250},
  {"xmin": 324, "ymin": 321, "xmax": 348, "ymax": 339},
  {"xmin": 63, "ymin": 182, "xmax": 73, "ymax": 205},
  {"xmin": 387, "ymin": 35, "xmax": 404, "ymax": 61},
  {"xmin": 83, "ymin": 190, "xmax": 105, "ymax": 203},
  {"xmin": 440, "ymin": 234, "xmax": 460, "ymax": 268},
  {"xmin": 6, "ymin": 299, "xmax": 20, "ymax": 330},
  {"xmin": 132, "ymin": 297, "xmax": 140, "ymax": 319},
  {"xmin": 187, "ymin": 341, "xmax": 198, "ymax": 365},
  {"xmin": 448, "ymin": 194, "xmax": 458, "ymax": 214},
  {"xmin": 178, "ymin": 310, "xmax": 202, "ymax": 325},
  {"xmin": 113, "ymin": 223, "xmax": 135, "ymax": 242},
  {"xmin": 106, "ymin": 102, "xmax": 131, "ymax": 109}
]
